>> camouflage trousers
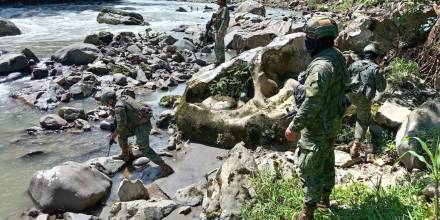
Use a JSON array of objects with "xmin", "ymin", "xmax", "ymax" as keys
[
  {"xmin": 118, "ymin": 123, "xmax": 164, "ymax": 165},
  {"xmin": 297, "ymin": 132, "xmax": 336, "ymax": 205},
  {"xmin": 347, "ymin": 93, "xmax": 371, "ymax": 141},
  {"xmin": 214, "ymin": 32, "xmax": 225, "ymax": 65}
]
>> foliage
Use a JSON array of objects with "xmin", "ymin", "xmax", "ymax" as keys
[
  {"xmin": 387, "ymin": 58, "xmax": 421, "ymax": 89},
  {"xmin": 396, "ymin": 137, "xmax": 440, "ymax": 219},
  {"xmin": 208, "ymin": 63, "xmax": 253, "ymax": 99},
  {"xmin": 241, "ymin": 169, "xmax": 432, "ymax": 220}
]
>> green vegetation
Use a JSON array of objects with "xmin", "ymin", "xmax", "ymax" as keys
[
  {"xmin": 397, "ymin": 137, "xmax": 440, "ymax": 219},
  {"xmin": 387, "ymin": 58, "xmax": 421, "ymax": 89},
  {"xmin": 241, "ymin": 169, "xmax": 432, "ymax": 220},
  {"xmin": 208, "ymin": 63, "xmax": 253, "ymax": 99}
]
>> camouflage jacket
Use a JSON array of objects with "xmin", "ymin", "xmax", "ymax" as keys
[
  {"xmin": 348, "ymin": 59, "xmax": 387, "ymax": 101},
  {"xmin": 289, "ymin": 47, "xmax": 349, "ymax": 138},
  {"xmin": 212, "ymin": 5, "xmax": 230, "ymax": 35},
  {"xmin": 115, "ymin": 95, "xmax": 151, "ymax": 137}
]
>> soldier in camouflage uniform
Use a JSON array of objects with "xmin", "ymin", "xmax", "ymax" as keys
[
  {"xmin": 101, "ymin": 91, "xmax": 174, "ymax": 177},
  {"xmin": 347, "ymin": 43, "xmax": 387, "ymax": 158},
  {"xmin": 285, "ymin": 17, "xmax": 349, "ymax": 220},
  {"xmin": 211, "ymin": 0, "xmax": 229, "ymax": 66}
]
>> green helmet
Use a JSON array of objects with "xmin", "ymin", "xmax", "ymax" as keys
[
  {"xmin": 100, "ymin": 90, "xmax": 116, "ymax": 105},
  {"xmin": 304, "ymin": 17, "xmax": 338, "ymax": 38},
  {"xmin": 363, "ymin": 43, "xmax": 379, "ymax": 55}
]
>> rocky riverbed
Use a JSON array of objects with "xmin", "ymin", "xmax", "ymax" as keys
[{"xmin": 0, "ymin": 0, "xmax": 439, "ymax": 219}]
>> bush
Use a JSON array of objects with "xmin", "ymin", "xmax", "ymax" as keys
[
  {"xmin": 241, "ymin": 169, "xmax": 432, "ymax": 220},
  {"xmin": 387, "ymin": 58, "xmax": 421, "ymax": 89}
]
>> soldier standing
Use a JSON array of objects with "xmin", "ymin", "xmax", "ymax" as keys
[
  {"xmin": 285, "ymin": 17, "xmax": 349, "ymax": 220},
  {"xmin": 101, "ymin": 91, "xmax": 174, "ymax": 177},
  {"xmin": 347, "ymin": 43, "xmax": 387, "ymax": 158},
  {"xmin": 211, "ymin": 0, "xmax": 230, "ymax": 66}
]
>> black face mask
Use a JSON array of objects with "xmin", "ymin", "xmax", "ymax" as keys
[{"xmin": 304, "ymin": 36, "xmax": 319, "ymax": 55}]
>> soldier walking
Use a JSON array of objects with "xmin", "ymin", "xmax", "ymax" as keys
[{"xmin": 211, "ymin": 0, "xmax": 230, "ymax": 66}]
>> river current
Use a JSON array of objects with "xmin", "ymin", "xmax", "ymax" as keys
[{"xmin": 0, "ymin": 1, "xmax": 291, "ymax": 218}]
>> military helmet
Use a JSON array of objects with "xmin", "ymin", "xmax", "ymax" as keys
[
  {"xmin": 363, "ymin": 43, "xmax": 380, "ymax": 55},
  {"xmin": 100, "ymin": 90, "xmax": 116, "ymax": 105},
  {"xmin": 304, "ymin": 17, "xmax": 338, "ymax": 38}
]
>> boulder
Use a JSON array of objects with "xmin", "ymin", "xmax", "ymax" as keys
[
  {"xmin": 118, "ymin": 179, "xmax": 149, "ymax": 202},
  {"xmin": 235, "ymin": 1, "xmax": 266, "ymax": 17},
  {"xmin": 202, "ymin": 96, "xmax": 237, "ymax": 110},
  {"xmin": 173, "ymin": 39, "xmax": 196, "ymax": 52},
  {"xmin": 422, "ymin": 183, "xmax": 438, "ymax": 200},
  {"xmin": 31, "ymin": 68, "xmax": 49, "ymax": 80},
  {"xmin": 159, "ymin": 95, "xmax": 180, "ymax": 108},
  {"xmin": 176, "ymin": 7, "xmax": 188, "ymax": 12},
  {"xmin": 396, "ymin": 100, "xmax": 440, "ymax": 170},
  {"xmin": 0, "ymin": 53, "xmax": 28, "ymax": 75},
  {"xmin": 87, "ymin": 61, "xmax": 109, "ymax": 75},
  {"xmin": 174, "ymin": 183, "xmax": 204, "ymax": 206},
  {"xmin": 203, "ymin": 142, "xmax": 257, "ymax": 219},
  {"xmin": 29, "ymin": 161, "xmax": 111, "ymax": 213},
  {"xmin": 69, "ymin": 81, "xmax": 95, "ymax": 99},
  {"xmin": 84, "ymin": 34, "xmax": 102, "ymax": 46},
  {"xmin": 133, "ymin": 157, "xmax": 150, "ymax": 167},
  {"xmin": 136, "ymin": 68, "xmax": 149, "ymax": 83},
  {"xmin": 58, "ymin": 107, "xmax": 85, "ymax": 122},
  {"xmin": 127, "ymin": 45, "xmax": 142, "ymax": 55},
  {"xmin": 156, "ymin": 110, "xmax": 175, "ymax": 129},
  {"xmin": 374, "ymin": 101, "xmax": 411, "ymax": 128},
  {"xmin": 40, "ymin": 114, "xmax": 67, "ymax": 130},
  {"xmin": 176, "ymin": 33, "xmax": 310, "ymax": 148},
  {"xmin": 177, "ymin": 206, "xmax": 191, "ymax": 215},
  {"xmin": 113, "ymin": 73, "xmax": 127, "ymax": 86},
  {"xmin": 98, "ymin": 31, "xmax": 114, "ymax": 44},
  {"xmin": 52, "ymin": 43, "xmax": 101, "ymax": 65},
  {"xmin": 75, "ymin": 119, "xmax": 91, "ymax": 131},
  {"xmin": 63, "ymin": 212, "xmax": 96, "ymax": 220},
  {"xmin": 109, "ymin": 200, "xmax": 178, "ymax": 220},
  {"xmin": 22, "ymin": 48, "xmax": 40, "ymax": 63},
  {"xmin": 86, "ymin": 156, "xmax": 125, "ymax": 176},
  {"xmin": 161, "ymin": 35, "xmax": 178, "ymax": 45},
  {"xmin": 0, "ymin": 17, "xmax": 21, "ymax": 37},
  {"xmin": 97, "ymin": 8, "xmax": 144, "ymax": 25},
  {"xmin": 0, "ymin": 72, "xmax": 25, "ymax": 83},
  {"xmin": 146, "ymin": 183, "xmax": 170, "ymax": 200}
]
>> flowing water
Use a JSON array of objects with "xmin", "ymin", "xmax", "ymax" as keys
[{"xmin": 0, "ymin": 1, "xmax": 294, "ymax": 218}]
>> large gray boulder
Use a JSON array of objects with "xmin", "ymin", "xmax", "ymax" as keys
[
  {"xmin": 40, "ymin": 114, "xmax": 68, "ymax": 130},
  {"xmin": 174, "ymin": 183, "xmax": 204, "ymax": 206},
  {"xmin": 118, "ymin": 179, "xmax": 149, "ymax": 202},
  {"xmin": 396, "ymin": 100, "xmax": 440, "ymax": 170},
  {"xmin": 109, "ymin": 200, "xmax": 178, "ymax": 220},
  {"xmin": 0, "ymin": 53, "xmax": 28, "ymax": 75},
  {"xmin": 51, "ymin": 43, "xmax": 101, "ymax": 65},
  {"xmin": 374, "ymin": 101, "xmax": 411, "ymax": 129},
  {"xmin": 29, "ymin": 161, "xmax": 111, "ymax": 213},
  {"xmin": 86, "ymin": 156, "xmax": 125, "ymax": 176},
  {"xmin": 97, "ymin": 8, "xmax": 144, "ymax": 25},
  {"xmin": 0, "ymin": 17, "xmax": 21, "ymax": 37},
  {"xmin": 235, "ymin": 1, "xmax": 266, "ymax": 17},
  {"xmin": 57, "ymin": 107, "xmax": 85, "ymax": 122}
]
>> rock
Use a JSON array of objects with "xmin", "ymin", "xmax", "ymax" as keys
[
  {"xmin": 236, "ymin": 1, "xmax": 266, "ymax": 16},
  {"xmin": 159, "ymin": 95, "xmax": 180, "ymax": 108},
  {"xmin": 29, "ymin": 161, "xmax": 111, "ymax": 213},
  {"xmin": 146, "ymin": 183, "xmax": 170, "ymax": 200},
  {"xmin": 201, "ymin": 46, "xmax": 212, "ymax": 53},
  {"xmin": 396, "ymin": 100, "xmax": 440, "ymax": 170},
  {"xmin": 52, "ymin": 43, "xmax": 101, "ymax": 65},
  {"xmin": 203, "ymin": 142, "xmax": 257, "ymax": 219},
  {"xmin": 118, "ymin": 179, "xmax": 149, "ymax": 202},
  {"xmin": 87, "ymin": 61, "xmax": 109, "ymax": 75},
  {"xmin": 113, "ymin": 73, "xmax": 127, "ymax": 86},
  {"xmin": 194, "ymin": 58, "xmax": 207, "ymax": 67},
  {"xmin": 161, "ymin": 35, "xmax": 178, "ymax": 45},
  {"xmin": 58, "ymin": 107, "xmax": 85, "ymax": 122},
  {"xmin": 171, "ymin": 52, "xmax": 185, "ymax": 63},
  {"xmin": 175, "ymin": 183, "xmax": 204, "ymax": 206},
  {"xmin": 374, "ymin": 101, "xmax": 411, "ymax": 128},
  {"xmin": 84, "ymin": 34, "xmax": 102, "ymax": 46},
  {"xmin": 422, "ymin": 183, "xmax": 438, "ymax": 200},
  {"xmin": 151, "ymin": 57, "xmax": 171, "ymax": 71},
  {"xmin": 110, "ymin": 200, "xmax": 178, "ymax": 220},
  {"xmin": 0, "ymin": 72, "xmax": 25, "ymax": 83},
  {"xmin": 133, "ymin": 157, "xmax": 150, "ymax": 167},
  {"xmin": 40, "ymin": 114, "xmax": 67, "ymax": 130},
  {"xmin": 22, "ymin": 48, "xmax": 40, "ymax": 63},
  {"xmin": 70, "ymin": 81, "xmax": 95, "ymax": 99},
  {"xmin": 98, "ymin": 31, "xmax": 114, "ymax": 44},
  {"xmin": 156, "ymin": 110, "xmax": 175, "ymax": 129},
  {"xmin": 136, "ymin": 68, "xmax": 149, "ymax": 83},
  {"xmin": 173, "ymin": 39, "xmax": 196, "ymax": 52},
  {"xmin": 19, "ymin": 150, "xmax": 45, "ymax": 159},
  {"xmin": 36, "ymin": 214, "xmax": 49, "ymax": 220},
  {"xmin": 0, "ymin": 17, "xmax": 21, "ymax": 37},
  {"xmin": 31, "ymin": 68, "xmax": 48, "ymax": 80},
  {"xmin": 177, "ymin": 206, "xmax": 191, "ymax": 215},
  {"xmin": 75, "ymin": 119, "xmax": 91, "ymax": 131},
  {"xmin": 0, "ymin": 53, "xmax": 28, "ymax": 75},
  {"xmin": 97, "ymin": 8, "xmax": 144, "ymax": 25},
  {"xmin": 100, "ymin": 120, "xmax": 113, "ymax": 131},
  {"xmin": 176, "ymin": 7, "xmax": 187, "ymax": 12},
  {"xmin": 63, "ymin": 212, "xmax": 96, "ymax": 220},
  {"xmin": 176, "ymin": 33, "xmax": 310, "ymax": 148},
  {"xmin": 334, "ymin": 150, "xmax": 361, "ymax": 168},
  {"xmin": 127, "ymin": 44, "xmax": 142, "ymax": 55},
  {"xmin": 86, "ymin": 156, "xmax": 125, "ymax": 176},
  {"xmin": 202, "ymin": 96, "xmax": 237, "ymax": 110}
]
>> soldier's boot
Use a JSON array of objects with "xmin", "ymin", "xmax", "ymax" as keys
[
  {"xmin": 295, "ymin": 203, "xmax": 315, "ymax": 220},
  {"xmin": 112, "ymin": 148, "xmax": 133, "ymax": 162},
  {"xmin": 316, "ymin": 193, "xmax": 330, "ymax": 211},
  {"xmin": 158, "ymin": 163, "xmax": 174, "ymax": 178},
  {"xmin": 350, "ymin": 140, "xmax": 362, "ymax": 158}
]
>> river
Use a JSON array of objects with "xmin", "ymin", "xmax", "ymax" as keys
[{"xmin": 0, "ymin": 1, "xmax": 293, "ymax": 218}]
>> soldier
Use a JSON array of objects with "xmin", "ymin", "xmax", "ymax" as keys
[
  {"xmin": 285, "ymin": 17, "xmax": 349, "ymax": 220},
  {"xmin": 101, "ymin": 91, "xmax": 174, "ymax": 177},
  {"xmin": 347, "ymin": 43, "xmax": 387, "ymax": 158},
  {"xmin": 211, "ymin": 0, "xmax": 230, "ymax": 66}
]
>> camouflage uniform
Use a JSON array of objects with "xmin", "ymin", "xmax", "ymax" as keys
[
  {"xmin": 347, "ymin": 58, "xmax": 387, "ymax": 143},
  {"xmin": 115, "ymin": 95, "xmax": 164, "ymax": 165},
  {"xmin": 289, "ymin": 47, "xmax": 349, "ymax": 205},
  {"xmin": 212, "ymin": 5, "xmax": 230, "ymax": 65}
]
